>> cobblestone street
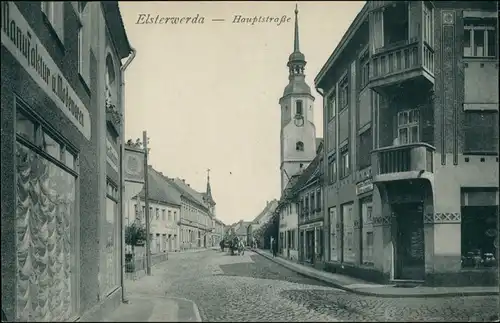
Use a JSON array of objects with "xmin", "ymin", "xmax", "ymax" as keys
[{"xmin": 125, "ymin": 250, "xmax": 499, "ymax": 322}]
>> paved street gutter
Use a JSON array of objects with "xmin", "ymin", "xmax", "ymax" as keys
[{"xmin": 253, "ymin": 249, "xmax": 499, "ymax": 298}]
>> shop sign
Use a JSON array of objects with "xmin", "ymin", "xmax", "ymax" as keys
[
  {"xmin": 1, "ymin": 2, "xmax": 91, "ymax": 140},
  {"xmin": 356, "ymin": 178, "xmax": 373, "ymax": 196},
  {"xmin": 300, "ymin": 221, "xmax": 323, "ymax": 231},
  {"xmin": 124, "ymin": 147, "xmax": 145, "ymax": 183},
  {"xmin": 106, "ymin": 139, "xmax": 119, "ymax": 172}
]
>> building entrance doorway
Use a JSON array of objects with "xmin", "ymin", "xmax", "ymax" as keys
[
  {"xmin": 305, "ymin": 230, "xmax": 314, "ymax": 263},
  {"xmin": 393, "ymin": 203, "xmax": 425, "ymax": 280}
]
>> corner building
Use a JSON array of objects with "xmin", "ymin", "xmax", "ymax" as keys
[
  {"xmin": 315, "ymin": 1, "xmax": 498, "ymax": 286},
  {"xmin": 1, "ymin": 1, "xmax": 134, "ymax": 321}
]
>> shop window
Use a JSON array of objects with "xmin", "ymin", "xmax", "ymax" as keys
[
  {"xmin": 461, "ymin": 189, "xmax": 498, "ymax": 269},
  {"xmin": 16, "ymin": 110, "xmax": 36, "ymax": 142},
  {"xmin": 361, "ymin": 200, "xmax": 374, "ymax": 265},
  {"xmin": 329, "ymin": 207, "xmax": 338, "ymax": 261},
  {"xmin": 101, "ymin": 181, "xmax": 119, "ymax": 297},
  {"xmin": 15, "ymin": 102, "xmax": 78, "ymax": 321}
]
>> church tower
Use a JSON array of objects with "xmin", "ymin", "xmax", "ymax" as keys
[
  {"xmin": 203, "ymin": 168, "xmax": 216, "ymax": 216},
  {"xmin": 279, "ymin": 5, "xmax": 316, "ymax": 192}
]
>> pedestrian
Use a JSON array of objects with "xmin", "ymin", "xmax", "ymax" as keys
[
  {"xmin": 220, "ymin": 239, "xmax": 224, "ymax": 252},
  {"xmin": 271, "ymin": 238, "xmax": 277, "ymax": 258}
]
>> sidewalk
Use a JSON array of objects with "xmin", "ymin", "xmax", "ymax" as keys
[
  {"xmin": 101, "ymin": 257, "xmax": 203, "ymax": 322},
  {"xmin": 253, "ymin": 248, "xmax": 499, "ymax": 298}
]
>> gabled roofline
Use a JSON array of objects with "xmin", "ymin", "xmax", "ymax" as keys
[{"xmin": 314, "ymin": 2, "xmax": 369, "ymax": 88}]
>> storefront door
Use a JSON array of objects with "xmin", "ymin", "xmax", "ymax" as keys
[{"xmin": 394, "ymin": 203, "xmax": 425, "ymax": 280}]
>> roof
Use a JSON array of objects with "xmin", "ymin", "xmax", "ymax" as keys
[
  {"xmin": 290, "ymin": 144, "xmax": 324, "ymax": 196},
  {"xmin": 283, "ymin": 79, "xmax": 312, "ymax": 97},
  {"xmin": 252, "ymin": 199, "xmax": 279, "ymax": 224},
  {"xmin": 137, "ymin": 167, "xmax": 181, "ymax": 206},
  {"xmin": 101, "ymin": 2, "xmax": 132, "ymax": 59},
  {"xmin": 233, "ymin": 220, "xmax": 252, "ymax": 236},
  {"xmin": 314, "ymin": 2, "xmax": 369, "ymax": 88},
  {"xmin": 315, "ymin": 138, "xmax": 323, "ymax": 152},
  {"xmin": 169, "ymin": 178, "xmax": 209, "ymax": 211}
]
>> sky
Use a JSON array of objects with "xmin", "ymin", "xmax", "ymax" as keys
[{"xmin": 119, "ymin": 1, "xmax": 365, "ymax": 225}]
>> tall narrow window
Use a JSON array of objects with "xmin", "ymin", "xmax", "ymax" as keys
[
  {"xmin": 397, "ymin": 109, "xmax": 419, "ymax": 144},
  {"xmin": 296, "ymin": 100, "xmax": 303, "ymax": 116},
  {"xmin": 328, "ymin": 92, "xmax": 337, "ymax": 120},
  {"xmin": 360, "ymin": 51, "xmax": 370, "ymax": 90},
  {"xmin": 339, "ymin": 76, "xmax": 349, "ymax": 111},
  {"xmin": 340, "ymin": 147, "xmax": 350, "ymax": 178},
  {"xmin": 329, "ymin": 157, "xmax": 337, "ymax": 184}
]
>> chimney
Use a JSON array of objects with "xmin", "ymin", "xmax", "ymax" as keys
[
  {"xmin": 182, "ymin": 179, "xmax": 185, "ymax": 183},
  {"xmin": 187, "ymin": 184, "xmax": 190, "ymax": 187}
]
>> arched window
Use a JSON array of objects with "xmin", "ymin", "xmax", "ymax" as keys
[
  {"xmin": 296, "ymin": 141, "xmax": 304, "ymax": 151},
  {"xmin": 296, "ymin": 100, "xmax": 303, "ymax": 116},
  {"xmin": 105, "ymin": 54, "xmax": 116, "ymax": 108}
]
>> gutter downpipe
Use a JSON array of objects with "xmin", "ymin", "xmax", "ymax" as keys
[{"xmin": 119, "ymin": 47, "xmax": 137, "ymax": 304}]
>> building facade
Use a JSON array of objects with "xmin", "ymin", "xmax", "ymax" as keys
[
  {"xmin": 315, "ymin": 1, "xmax": 498, "ymax": 286},
  {"xmin": 170, "ymin": 177, "xmax": 214, "ymax": 250},
  {"xmin": 297, "ymin": 143, "xmax": 326, "ymax": 267},
  {"xmin": 248, "ymin": 200, "xmax": 279, "ymax": 248},
  {"xmin": 126, "ymin": 167, "xmax": 181, "ymax": 254},
  {"xmin": 0, "ymin": 1, "xmax": 134, "ymax": 321},
  {"xmin": 277, "ymin": 197, "xmax": 299, "ymax": 261},
  {"xmin": 212, "ymin": 218, "xmax": 226, "ymax": 247}
]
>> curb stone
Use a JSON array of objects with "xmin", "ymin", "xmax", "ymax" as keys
[{"xmin": 253, "ymin": 249, "xmax": 499, "ymax": 298}]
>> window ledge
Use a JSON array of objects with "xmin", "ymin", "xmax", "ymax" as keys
[
  {"xmin": 463, "ymin": 151, "xmax": 498, "ymax": 156},
  {"xmin": 78, "ymin": 73, "xmax": 91, "ymax": 96}
]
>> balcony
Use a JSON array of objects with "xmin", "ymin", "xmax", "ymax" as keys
[
  {"xmin": 371, "ymin": 143, "xmax": 435, "ymax": 183},
  {"xmin": 370, "ymin": 40, "xmax": 434, "ymax": 91},
  {"xmin": 299, "ymin": 208, "xmax": 323, "ymax": 225},
  {"xmin": 368, "ymin": 1, "xmax": 435, "ymax": 92}
]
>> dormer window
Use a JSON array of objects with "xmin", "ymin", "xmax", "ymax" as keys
[{"xmin": 296, "ymin": 141, "xmax": 304, "ymax": 151}]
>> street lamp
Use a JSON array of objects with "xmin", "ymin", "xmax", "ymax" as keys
[{"xmin": 294, "ymin": 114, "xmax": 304, "ymax": 127}]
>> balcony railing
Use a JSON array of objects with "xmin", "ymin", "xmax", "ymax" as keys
[
  {"xmin": 372, "ymin": 143, "xmax": 435, "ymax": 180},
  {"xmin": 370, "ymin": 41, "xmax": 434, "ymax": 89}
]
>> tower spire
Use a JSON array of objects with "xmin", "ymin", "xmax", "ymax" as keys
[
  {"xmin": 206, "ymin": 168, "xmax": 212, "ymax": 198},
  {"xmin": 294, "ymin": 4, "xmax": 300, "ymax": 53},
  {"xmin": 287, "ymin": 4, "xmax": 306, "ymax": 78}
]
